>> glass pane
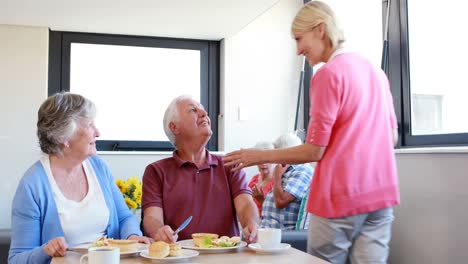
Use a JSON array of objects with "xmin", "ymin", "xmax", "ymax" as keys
[
  {"xmin": 312, "ymin": 0, "xmax": 383, "ymax": 72},
  {"xmin": 70, "ymin": 43, "xmax": 201, "ymax": 141},
  {"xmin": 408, "ymin": 0, "xmax": 468, "ymax": 135}
]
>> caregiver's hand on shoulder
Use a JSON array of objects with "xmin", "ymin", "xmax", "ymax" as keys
[{"xmin": 223, "ymin": 148, "xmax": 263, "ymax": 170}]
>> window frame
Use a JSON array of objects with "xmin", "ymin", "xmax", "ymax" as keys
[
  {"xmin": 48, "ymin": 30, "xmax": 220, "ymax": 151},
  {"xmin": 388, "ymin": 0, "xmax": 468, "ymax": 147}
]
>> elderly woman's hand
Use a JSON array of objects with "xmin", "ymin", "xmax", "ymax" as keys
[
  {"xmin": 128, "ymin": 234, "xmax": 152, "ymax": 244},
  {"xmin": 44, "ymin": 237, "xmax": 68, "ymax": 257},
  {"xmin": 252, "ymin": 184, "xmax": 265, "ymax": 203}
]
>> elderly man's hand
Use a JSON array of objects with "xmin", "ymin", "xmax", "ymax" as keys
[
  {"xmin": 154, "ymin": 225, "xmax": 178, "ymax": 243},
  {"xmin": 242, "ymin": 222, "xmax": 259, "ymax": 244},
  {"xmin": 274, "ymin": 164, "xmax": 289, "ymax": 179}
]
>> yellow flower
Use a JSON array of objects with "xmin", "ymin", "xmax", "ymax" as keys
[
  {"xmin": 116, "ymin": 177, "xmax": 143, "ymax": 210},
  {"xmin": 124, "ymin": 197, "xmax": 138, "ymax": 209},
  {"xmin": 127, "ymin": 176, "xmax": 140, "ymax": 186},
  {"xmin": 116, "ymin": 179, "xmax": 129, "ymax": 193}
]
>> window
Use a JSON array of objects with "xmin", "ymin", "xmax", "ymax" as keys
[
  {"xmin": 49, "ymin": 31, "xmax": 220, "ymax": 151},
  {"xmin": 389, "ymin": 0, "xmax": 468, "ymax": 147}
]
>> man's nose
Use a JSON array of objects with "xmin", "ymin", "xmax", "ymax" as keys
[{"xmin": 198, "ymin": 108, "xmax": 207, "ymax": 117}]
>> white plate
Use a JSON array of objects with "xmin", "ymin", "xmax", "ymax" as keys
[
  {"xmin": 248, "ymin": 243, "xmax": 291, "ymax": 254},
  {"xmin": 75, "ymin": 242, "xmax": 148, "ymax": 257},
  {"xmin": 177, "ymin": 239, "xmax": 247, "ymax": 253},
  {"xmin": 140, "ymin": 249, "xmax": 199, "ymax": 262}
]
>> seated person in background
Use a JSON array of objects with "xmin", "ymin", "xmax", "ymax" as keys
[
  {"xmin": 248, "ymin": 141, "xmax": 275, "ymax": 217},
  {"xmin": 9, "ymin": 93, "xmax": 149, "ymax": 264},
  {"xmin": 261, "ymin": 133, "xmax": 314, "ymax": 230},
  {"xmin": 142, "ymin": 95, "xmax": 260, "ymax": 244}
]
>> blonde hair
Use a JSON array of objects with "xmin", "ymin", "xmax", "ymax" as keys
[{"xmin": 292, "ymin": 1, "xmax": 345, "ymax": 49}]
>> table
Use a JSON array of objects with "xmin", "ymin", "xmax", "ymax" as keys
[{"xmin": 52, "ymin": 246, "xmax": 329, "ymax": 264}]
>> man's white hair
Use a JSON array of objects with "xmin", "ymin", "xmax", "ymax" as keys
[
  {"xmin": 273, "ymin": 133, "xmax": 302, "ymax": 149},
  {"xmin": 163, "ymin": 95, "xmax": 194, "ymax": 145}
]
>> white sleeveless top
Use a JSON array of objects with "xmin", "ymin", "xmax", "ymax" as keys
[{"xmin": 41, "ymin": 155, "xmax": 110, "ymax": 247}]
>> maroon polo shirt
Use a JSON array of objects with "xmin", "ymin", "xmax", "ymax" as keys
[{"xmin": 142, "ymin": 150, "xmax": 252, "ymax": 240}]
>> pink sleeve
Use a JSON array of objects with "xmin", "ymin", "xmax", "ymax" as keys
[
  {"xmin": 306, "ymin": 68, "xmax": 341, "ymax": 146},
  {"xmin": 381, "ymin": 72, "xmax": 397, "ymax": 129}
]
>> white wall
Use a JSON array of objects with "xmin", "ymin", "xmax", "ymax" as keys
[
  {"xmin": 0, "ymin": 25, "xmax": 48, "ymax": 228},
  {"xmin": 222, "ymin": 0, "xmax": 303, "ymax": 176},
  {"xmin": 389, "ymin": 152, "xmax": 468, "ymax": 264}
]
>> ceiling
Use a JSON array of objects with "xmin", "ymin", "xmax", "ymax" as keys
[{"xmin": 0, "ymin": 0, "xmax": 280, "ymax": 40}]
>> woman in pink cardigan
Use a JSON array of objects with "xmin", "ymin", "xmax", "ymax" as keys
[{"xmin": 224, "ymin": 1, "xmax": 400, "ymax": 263}]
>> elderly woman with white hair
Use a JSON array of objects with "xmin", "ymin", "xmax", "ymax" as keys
[
  {"xmin": 248, "ymin": 141, "xmax": 275, "ymax": 217},
  {"xmin": 260, "ymin": 133, "xmax": 314, "ymax": 230},
  {"xmin": 9, "ymin": 93, "xmax": 149, "ymax": 264}
]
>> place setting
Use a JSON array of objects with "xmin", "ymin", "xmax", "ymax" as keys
[{"xmin": 248, "ymin": 228, "xmax": 291, "ymax": 254}]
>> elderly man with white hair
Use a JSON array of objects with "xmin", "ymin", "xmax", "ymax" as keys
[
  {"xmin": 141, "ymin": 95, "xmax": 260, "ymax": 244},
  {"xmin": 260, "ymin": 133, "xmax": 314, "ymax": 230}
]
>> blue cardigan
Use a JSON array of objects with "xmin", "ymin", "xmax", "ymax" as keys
[{"xmin": 8, "ymin": 155, "xmax": 142, "ymax": 264}]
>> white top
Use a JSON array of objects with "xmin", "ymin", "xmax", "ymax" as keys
[{"xmin": 41, "ymin": 155, "xmax": 110, "ymax": 247}]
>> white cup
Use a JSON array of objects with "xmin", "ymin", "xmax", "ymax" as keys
[
  {"xmin": 257, "ymin": 228, "xmax": 282, "ymax": 249},
  {"xmin": 80, "ymin": 246, "xmax": 120, "ymax": 264}
]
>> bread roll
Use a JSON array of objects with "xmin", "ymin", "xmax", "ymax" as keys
[
  {"xmin": 169, "ymin": 243, "xmax": 182, "ymax": 257},
  {"xmin": 107, "ymin": 239, "xmax": 138, "ymax": 252},
  {"xmin": 149, "ymin": 241, "xmax": 170, "ymax": 258},
  {"xmin": 191, "ymin": 233, "xmax": 219, "ymax": 247}
]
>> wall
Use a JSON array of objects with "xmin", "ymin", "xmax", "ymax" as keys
[
  {"xmin": 0, "ymin": 25, "xmax": 48, "ymax": 228},
  {"xmin": 389, "ymin": 152, "xmax": 468, "ymax": 264}
]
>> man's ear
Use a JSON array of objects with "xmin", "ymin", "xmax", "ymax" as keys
[{"xmin": 169, "ymin": 121, "xmax": 179, "ymax": 135}]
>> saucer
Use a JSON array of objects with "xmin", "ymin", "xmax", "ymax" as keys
[{"xmin": 248, "ymin": 243, "xmax": 291, "ymax": 254}]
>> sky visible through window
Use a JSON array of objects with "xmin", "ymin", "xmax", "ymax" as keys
[{"xmin": 70, "ymin": 43, "xmax": 201, "ymax": 142}]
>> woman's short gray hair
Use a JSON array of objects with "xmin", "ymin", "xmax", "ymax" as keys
[
  {"xmin": 253, "ymin": 141, "xmax": 274, "ymax": 150},
  {"xmin": 37, "ymin": 92, "xmax": 96, "ymax": 155},
  {"xmin": 292, "ymin": 1, "xmax": 345, "ymax": 49},
  {"xmin": 274, "ymin": 133, "xmax": 302, "ymax": 149},
  {"xmin": 163, "ymin": 95, "xmax": 194, "ymax": 145}
]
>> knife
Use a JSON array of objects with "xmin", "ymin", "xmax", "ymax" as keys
[
  {"xmin": 66, "ymin": 247, "xmax": 88, "ymax": 254},
  {"xmin": 173, "ymin": 216, "xmax": 193, "ymax": 235}
]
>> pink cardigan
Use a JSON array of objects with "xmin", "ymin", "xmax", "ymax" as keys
[{"xmin": 306, "ymin": 51, "xmax": 400, "ymax": 218}]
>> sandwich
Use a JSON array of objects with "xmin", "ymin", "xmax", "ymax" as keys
[{"xmin": 191, "ymin": 233, "xmax": 219, "ymax": 247}]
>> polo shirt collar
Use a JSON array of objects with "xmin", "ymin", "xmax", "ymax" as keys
[{"xmin": 172, "ymin": 149, "xmax": 219, "ymax": 168}]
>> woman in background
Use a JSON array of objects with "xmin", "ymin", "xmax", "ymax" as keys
[
  {"xmin": 224, "ymin": 1, "xmax": 399, "ymax": 263},
  {"xmin": 9, "ymin": 93, "xmax": 149, "ymax": 264},
  {"xmin": 248, "ymin": 141, "xmax": 275, "ymax": 217}
]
